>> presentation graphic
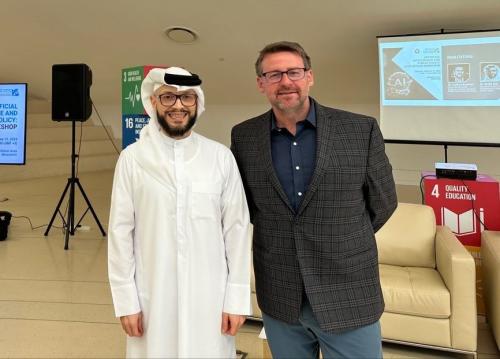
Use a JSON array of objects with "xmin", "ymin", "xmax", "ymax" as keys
[
  {"xmin": 386, "ymin": 72, "xmax": 413, "ymax": 96},
  {"xmin": 480, "ymin": 62, "xmax": 500, "ymax": 81},
  {"xmin": 447, "ymin": 63, "xmax": 470, "ymax": 83},
  {"xmin": 479, "ymin": 62, "xmax": 500, "ymax": 94},
  {"xmin": 382, "ymin": 47, "xmax": 436, "ymax": 100},
  {"xmin": 379, "ymin": 35, "xmax": 500, "ymax": 106},
  {"xmin": 441, "ymin": 207, "xmax": 484, "ymax": 236},
  {"xmin": 0, "ymin": 83, "xmax": 27, "ymax": 165}
]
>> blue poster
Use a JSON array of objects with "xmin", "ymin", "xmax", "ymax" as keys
[
  {"xmin": 122, "ymin": 114, "xmax": 150, "ymax": 149},
  {"xmin": 0, "ymin": 83, "xmax": 27, "ymax": 165}
]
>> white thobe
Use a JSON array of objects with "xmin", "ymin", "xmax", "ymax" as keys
[{"xmin": 108, "ymin": 124, "xmax": 251, "ymax": 358}]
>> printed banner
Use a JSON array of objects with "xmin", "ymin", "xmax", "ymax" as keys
[
  {"xmin": 423, "ymin": 173, "xmax": 500, "ymax": 247},
  {"xmin": 423, "ymin": 172, "xmax": 500, "ymax": 314},
  {"xmin": 121, "ymin": 66, "xmax": 166, "ymax": 149},
  {"xmin": 122, "ymin": 115, "xmax": 150, "ymax": 149},
  {"xmin": 0, "ymin": 83, "xmax": 27, "ymax": 164}
]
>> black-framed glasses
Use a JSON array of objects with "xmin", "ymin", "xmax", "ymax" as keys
[
  {"xmin": 261, "ymin": 68, "xmax": 308, "ymax": 83},
  {"xmin": 156, "ymin": 93, "xmax": 197, "ymax": 107}
]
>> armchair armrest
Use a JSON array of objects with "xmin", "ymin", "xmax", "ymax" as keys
[
  {"xmin": 435, "ymin": 225, "xmax": 477, "ymax": 351},
  {"xmin": 482, "ymin": 231, "xmax": 500, "ymax": 350}
]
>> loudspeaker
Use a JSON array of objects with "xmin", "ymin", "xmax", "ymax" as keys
[
  {"xmin": 0, "ymin": 211, "xmax": 12, "ymax": 241},
  {"xmin": 52, "ymin": 63, "xmax": 92, "ymax": 121}
]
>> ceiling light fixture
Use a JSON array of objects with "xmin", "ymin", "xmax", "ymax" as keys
[{"xmin": 164, "ymin": 26, "xmax": 198, "ymax": 44}]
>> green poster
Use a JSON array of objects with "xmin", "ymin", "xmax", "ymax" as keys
[{"xmin": 122, "ymin": 66, "xmax": 145, "ymax": 115}]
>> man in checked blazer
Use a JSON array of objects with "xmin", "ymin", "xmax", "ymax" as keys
[{"xmin": 231, "ymin": 41, "xmax": 397, "ymax": 358}]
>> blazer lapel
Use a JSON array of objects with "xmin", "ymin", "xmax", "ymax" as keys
[
  {"xmin": 297, "ymin": 103, "xmax": 337, "ymax": 216},
  {"xmin": 256, "ymin": 112, "xmax": 295, "ymax": 213}
]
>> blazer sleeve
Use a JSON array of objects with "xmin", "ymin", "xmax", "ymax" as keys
[
  {"xmin": 364, "ymin": 119, "xmax": 397, "ymax": 232},
  {"xmin": 230, "ymin": 126, "xmax": 256, "ymax": 224}
]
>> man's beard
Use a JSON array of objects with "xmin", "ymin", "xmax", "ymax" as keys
[
  {"xmin": 273, "ymin": 86, "xmax": 306, "ymax": 113},
  {"xmin": 157, "ymin": 110, "xmax": 197, "ymax": 138}
]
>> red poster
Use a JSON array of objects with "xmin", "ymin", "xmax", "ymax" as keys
[{"xmin": 423, "ymin": 172, "xmax": 500, "ymax": 247}]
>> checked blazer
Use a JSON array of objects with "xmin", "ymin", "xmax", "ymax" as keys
[{"xmin": 230, "ymin": 98, "xmax": 397, "ymax": 333}]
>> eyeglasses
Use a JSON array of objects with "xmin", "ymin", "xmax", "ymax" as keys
[
  {"xmin": 261, "ymin": 68, "xmax": 308, "ymax": 83},
  {"xmin": 156, "ymin": 93, "xmax": 197, "ymax": 107}
]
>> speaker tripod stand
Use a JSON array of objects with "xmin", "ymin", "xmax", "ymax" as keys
[{"xmin": 44, "ymin": 119, "xmax": 106, "ymax": 249}]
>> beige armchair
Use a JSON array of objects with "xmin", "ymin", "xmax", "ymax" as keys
[
  {"xmin": 376, "ymin": 203, "xmax": 477, "ymax": 356},
  {"xmin": 481, "ymin": 230, "xmax": 500, "ymax": 350}
]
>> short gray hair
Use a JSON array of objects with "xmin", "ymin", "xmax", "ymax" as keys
[{"xmin": 255, "ymin": 41, "xmax": 311, "ymax": 76}]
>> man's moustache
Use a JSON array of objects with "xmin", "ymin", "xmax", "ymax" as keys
[
  {"xmin": 277, "ymin": 86, "xmax": 298, "ymax": 92},
  {"xmin": 166, "ymin": 110, "xmax": 189, "ymax": 114}
]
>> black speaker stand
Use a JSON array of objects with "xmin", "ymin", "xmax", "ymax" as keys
[{"xmin": 44, "ymin": 119, "xmax": 106, "ymax": 249}]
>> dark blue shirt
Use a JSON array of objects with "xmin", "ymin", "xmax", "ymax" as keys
[{"xmin": 271, "ymin": 101, "xmax": 317, "ymax": 211}]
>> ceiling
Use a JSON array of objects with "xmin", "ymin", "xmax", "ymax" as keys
[{"xmin": 3, "ymin": 0, "xmax": 500, "ymax": 108}]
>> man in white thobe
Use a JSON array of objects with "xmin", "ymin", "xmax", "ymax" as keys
[{"xmin": 108, "ymin": 67, "xmax": 252, "ymax": 358}]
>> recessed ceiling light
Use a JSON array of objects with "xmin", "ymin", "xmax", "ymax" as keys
[{"xmin": 164, "ymin": 26, "xmax": 198, "ymax": 44}]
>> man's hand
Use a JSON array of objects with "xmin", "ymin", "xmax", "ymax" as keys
[
  {"xmin": 221, "ymin": 312, "xmax": 246, "ymax": 336},
  {"xmin": 120, "ymin": 312, "xmax": 144, "ymax": 337}
]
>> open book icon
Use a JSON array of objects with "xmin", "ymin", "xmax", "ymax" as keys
[{"xmin": 441, "ymin": 207, "xmax": 484, "ymax": 236}]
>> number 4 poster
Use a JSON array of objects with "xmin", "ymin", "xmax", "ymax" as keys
[
  {"xmin": 423, "ymin": 173, "xmax": 500, "ymax": 248},
  {"xmin": 423, "ymin": 172, "xmax": 500, "ymax": 314}
]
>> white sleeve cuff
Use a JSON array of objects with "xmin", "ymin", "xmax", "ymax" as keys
[
  {"xmin": 110, "ymin": 283, "xmax": 141, "ymax": 317},
  {"xmin": 223, "ymin": 282, "xmax": 252, "ymax": 315}
]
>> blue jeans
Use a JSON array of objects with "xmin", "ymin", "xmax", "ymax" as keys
[{"xmin": 262, "ymin": 296, "xmax": 382, "ymax": 359}]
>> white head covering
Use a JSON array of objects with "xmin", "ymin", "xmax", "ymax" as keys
[
  {"xmin": 141, "ymin": 67, "xmax": 205, "ymax": 127},
  {"xmin": 132, "ymin": 67, "xmax": 205, "ymax": 187}
]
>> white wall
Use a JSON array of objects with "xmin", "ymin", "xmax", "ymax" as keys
[
  {"xmin": 90, "ymin": 104, "xmax": 122, "ymax": 139},
  {"xmin": 195, "ymin": 104, "xmax": 269, "ymax": 147}
]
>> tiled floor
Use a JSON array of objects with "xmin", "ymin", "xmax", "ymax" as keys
[{"xmin": 0, "ymin": 171, "xmax": 499, "ymax": 358}]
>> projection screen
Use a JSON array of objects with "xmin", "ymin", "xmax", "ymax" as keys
[{"xmin": 378, "ymin": 30, "xmax": 500, "ymax": 146}]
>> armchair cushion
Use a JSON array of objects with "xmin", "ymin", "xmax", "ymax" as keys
[
  {"xmin": 380, "ymin": 264, "xmax": 450, "ymax": 318},
  {"xmin": 376, "ymin": 203, "xmax": 436, "ymax": 268}
]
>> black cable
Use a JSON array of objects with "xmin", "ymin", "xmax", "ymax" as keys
[
  {"xmin": 12, "ymin": 215, "xmax": 64, "ymax": 230},
  {"xmin": 460, "ymin": 180, "xmax": 488, "ymax": 231},
  {"xmin": 61, "ymin": 193, "xmax": 70, "ymax": 235},
  {"xmin": 91, "ymin": 100, "xmax": 121, "ymax": 155},
  {"xmin": 419, "ymin": 175, "xmax": 437, "ymax": 204}
]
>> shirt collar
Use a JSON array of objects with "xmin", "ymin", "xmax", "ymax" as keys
[
  {"xmin": 271, "ymin": 98, "xmax": 316, "ymax": 130},
  {"xmin": 159, "ymin": 128, "xmax": 195, "ymax": 147}
]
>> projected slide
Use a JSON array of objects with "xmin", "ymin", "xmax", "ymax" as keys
[
  {"xmin": 380, "ymin": 36, "xmax": 500, "ymax": 106},
  {"xmin": 0, "ymin": 83, "xmax": 27, "ymax": 164}
]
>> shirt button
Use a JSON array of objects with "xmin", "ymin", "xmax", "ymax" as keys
[
  {"xmin": 293, "ymin": 142, "xmax": 297, "ymax": 146},
  {"xmin": 295, "ymin": 166, "xmax": 300, "ymax": 170},
  {"xmin": 298, "ymin": 192, "xmax": 303, "ymax": 196}
]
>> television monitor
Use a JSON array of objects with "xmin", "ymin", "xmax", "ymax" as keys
[{"xmin": 0, "ymin": 83, "xmax": 27, "ymax": 164}]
